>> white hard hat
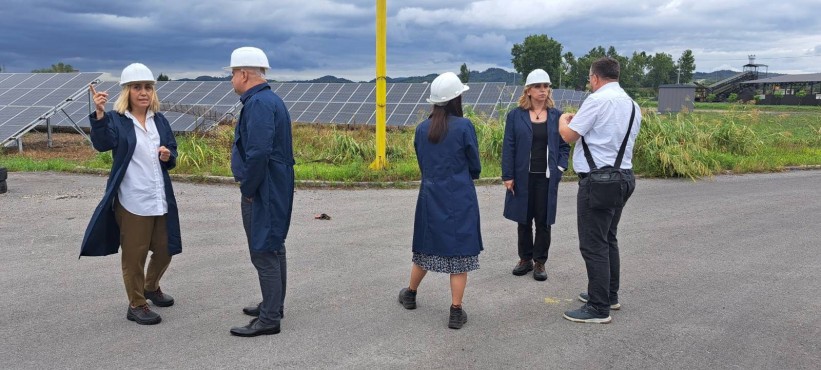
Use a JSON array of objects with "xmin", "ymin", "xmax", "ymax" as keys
[
  {"xmin": 119, "ymin": 63, "xmax": 155, "ymax": 86},
  {"xmin": 224, "ymin": 46, "xmax": 270, "ymax": 71},
  {"xmin": 426, "ymin": 72, "xmax": 469, "ymax": 105},
  {"xmin": 525, "ymin": 69, "xmax": 551, "ymax": 86}
]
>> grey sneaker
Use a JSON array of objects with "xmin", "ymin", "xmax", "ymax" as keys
[
  {"xmin": 512, "ymin": 260, "xmax": 533, "ymax": 276},
  {"xmin": 448, "ymin": 306, "xmax": 467, "ymax": 329},
  {"xmin": 144, "ymin": 287, "xmax": 174, "ymax": 307},
  {"xmin": 533, "ymin": 262, "xmax": 547, "ymax": 281},
  {"xmin": 126, "ymin": 304, "xmax": 162, "ymax": 325},
  {"xmin": 578, "ymin": 292, "xmax": 621, "ymax": 310},
  {"xmin": 563, "ymin": 304, "xmax": 612, "ymax": 324},
  {"xmin": 398, "ymin": 288, "xmax": 417, "ymax": 310}
]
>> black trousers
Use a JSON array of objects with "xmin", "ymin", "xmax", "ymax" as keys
[
  {"xmin": 518, "ymin": 173, "xmax": 551, "ymax": 264},
  {"xmin": 576, "ymin": 171, "xmax": 635, "ymax": 314},
  {"xmin": 242, "ymin": 196, "xmax": 287, "ymax": 326}
]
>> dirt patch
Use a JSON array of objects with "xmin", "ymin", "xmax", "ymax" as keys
[{"xmin": 2, "ymin": 132, "xmax": 95, "ymax": 161}]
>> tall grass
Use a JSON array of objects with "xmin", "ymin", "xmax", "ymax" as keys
[
  {"xmin": 2, "ymin": 105, "xmax": 818, "ymax": 182},
  {"xmin": 634, "ymin": 108, "xmax": 763, "ymax": 179}
]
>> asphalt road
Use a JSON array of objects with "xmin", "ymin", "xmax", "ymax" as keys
[{"xmin": 1, "ymin": 171, "xmax": 819, "ymax": 369}]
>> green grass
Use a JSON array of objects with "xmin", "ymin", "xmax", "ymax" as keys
[{"xmin": 1, "ymin": 106, "xmax": 819, "ymax": 183}]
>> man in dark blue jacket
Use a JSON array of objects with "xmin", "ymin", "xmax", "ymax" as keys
[{"xmin": 225, "ymin": 47, "xmax": 295, "ymax": 337}]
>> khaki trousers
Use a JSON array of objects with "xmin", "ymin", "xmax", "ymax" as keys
[{"xmin": 115, "ymin": 201, "xmax": 172, "ymax": 307}]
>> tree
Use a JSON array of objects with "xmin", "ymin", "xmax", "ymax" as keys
[
  {"xmin": 622, "ymin": 51, "xmax": 651, "ymax": 89},
  {"xmin": 458, "ymin": 63, "xmax": 469, "ymax": 83},
  {"xmin": 646, "ymin": 53, "xmax": 677, "ymax": 88},
  {"xmin": 677, "ymin": 49, "xmax": 696, "ymax": 83},
  {"xmin": 510, "ymin": 34, "xmax": 563, "ymax": 85},
  {"xmin": 157, "ymin": 73, "xmax": 170, "ymax": 81},
  {"xmin": 32, "ymin": 62, "xmax": 78, "ymax": 73},
  {"xmin": 568, "ymin": 46, "xmax": 606, "ymax": 90},
  {"xmin": 559, "ymin": 52, "xmax": 575, "ymax": 88}
]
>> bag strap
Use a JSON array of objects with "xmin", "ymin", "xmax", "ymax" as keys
[{"xmin": 581, "ymin": 102, "xmax": 636, "ymax": 170}]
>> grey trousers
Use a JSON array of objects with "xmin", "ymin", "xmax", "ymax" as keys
[{"xmin": 241, "ymin": 196, "xmax": 287, "ymax": 326}]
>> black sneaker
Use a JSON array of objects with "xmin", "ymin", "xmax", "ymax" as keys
[
  {"xmin": 512, "ymin": 260, "xmax": 533, "ymax": 276},
  {"xmin": 126, "ymin": 304, "xmax": 162, "ymax": 325},
  {"xmin": 398, "ymin": 288, "xmax": 417, "ymax": 310},
  {"xmin": 448, "ymin": 306, "xmax": 467, "ymax": 329},
  {"xmin": 144, "ymin": 287, "xmax": 174, "ymax": 307},
  {"xmin": 563, "ymin": 304, "xmax": 612, "ymax": 324},
  {"xmin": 533, "ymin": 262, "xmax": 547, "ymax": 281},
  {"xmin": 578, "ymin": 292, "xmax": 620, "ymax": 310}
]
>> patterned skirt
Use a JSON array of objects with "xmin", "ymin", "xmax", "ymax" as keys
[{"xmin": 412, "ymin": 252, "xmax": 479, "ymax": 274}]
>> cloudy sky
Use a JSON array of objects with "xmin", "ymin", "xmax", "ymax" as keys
[{"xmin": 1, "ymin": 0, "xmax": 820, "ymax": 81}]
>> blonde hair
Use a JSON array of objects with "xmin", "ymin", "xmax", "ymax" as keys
[
  {"xmin": 517, "ymin": 85, "xmax": 555, "ymax": 110},
  {"xmin": 114, "ymin": 84, "xmax": 161, "ymax": 114}
]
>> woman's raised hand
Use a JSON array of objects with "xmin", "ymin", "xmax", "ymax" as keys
[{"xmin": 89, "ymin": 84, "xmax": 109, "ymax": 119}]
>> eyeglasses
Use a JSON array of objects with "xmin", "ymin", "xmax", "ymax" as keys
[{"xmin": 529, "ymin": 83, "xmax": 550, "ymax": 89}]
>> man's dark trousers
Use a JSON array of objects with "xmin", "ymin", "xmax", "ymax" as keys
[
  {"xmin": 577, "ymin": 171, "xmax": 635, "ymax": 315},
  {"xmin": 242, "ymin": 196, "xmax": 287, "ymax": 327}
]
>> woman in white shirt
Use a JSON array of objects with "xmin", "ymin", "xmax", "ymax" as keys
[{"xmin": 80, "ymin": 63, "xmax": 182, "ymax": 326}]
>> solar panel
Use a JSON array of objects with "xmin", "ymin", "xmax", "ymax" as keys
[{"xmin": 1, "ymin": 72, "xmax": 102, "ymax": 148}]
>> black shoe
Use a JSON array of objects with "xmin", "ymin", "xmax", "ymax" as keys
[
  {"xmin": 230, "ymin": 318, "xmax": 281, "ymax": 337},
  {"xmin": 563, "ymin": 304, "xmax": 612, "ymax": 324},
  {"xmin": 126, "ymin": 304, "xmax": 162, "ymax": 325},
  {"xmin": 243, "ymin": 302, "xmax": 284, "ymax": 319},
  {"xmin": 243, "ymin": 302, "xmax": 261, "ymax": 317},
  {"xmin": 533, "ymin": 262, "xmax": 547, "ymax": 281},
  {"xmin": 448, "ymin": 306, "xmax": 467, "ymax": 329},
  {"xmin": 398, "ymin": 288, "xmax": 417, "ymax": 310},
  {"xmin": 578, "ymin": 292, "xmax": 621, "ymax": 310},
  {"xmin": 512, "ymin": 260, "xmax": 533, "ymax": 276},
  {"xmin": 144, "ymin": 287, "xmax": 174, "ymax": 307}
]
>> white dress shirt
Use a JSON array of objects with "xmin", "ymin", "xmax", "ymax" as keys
[
  {"xmin": 567, "ymin": 82, "xmax": 641, "ymax": 173},
  {"xmin": 118, "ymin": 110, "xmax": 167, "ymax": 216}
]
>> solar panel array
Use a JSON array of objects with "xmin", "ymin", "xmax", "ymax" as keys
[
  {"xmin": 53, "ymin": 81, "xmax": 239, "ymax": 132},
  {"xmin": 223, "ymin": 82, "xmax": 587, "ymax": 128},
  {"xmin": 0, "ymin": 72, "xmax": 102, "ymax": 146},
  {"xmin": 6, "ymin": 77, "xmax": 590, "ymax": 141}
]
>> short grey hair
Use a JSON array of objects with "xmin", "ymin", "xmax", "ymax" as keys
[{"xmin": 240, "ymin": 67, "xmax": 266, "ymax": 78}]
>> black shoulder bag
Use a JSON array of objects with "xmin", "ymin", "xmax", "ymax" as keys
[{"xmin": 580, "ymin": 103, "xmax": 635, "ymax": 210}]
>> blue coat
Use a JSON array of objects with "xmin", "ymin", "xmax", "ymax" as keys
[
  {"xmin": 80, "ymin": 111, "xmax": 181, "ymax": 257},
  {"xmin": 412, "ymin": 116, "xmax": 483, "ymax": 257},
  {"xmin": 501, "ymin": 107, "xmax": 570, "ymax": 225},
  {"xmin": 231, "ymin": 83, "xmax": 295, "ymax": 253}
]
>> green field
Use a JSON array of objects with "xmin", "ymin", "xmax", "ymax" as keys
[{"xmin": 1, "ymin": 105, "xmax": 819, "ymax": 183}]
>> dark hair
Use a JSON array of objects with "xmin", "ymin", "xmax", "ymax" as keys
[
  {"xmin": 428, "ymin": 95, "xmax": 463, "ymax": 143},
  {"xmin": 590, "ymin": 57, "xmax": 620, "ymax": 80}
]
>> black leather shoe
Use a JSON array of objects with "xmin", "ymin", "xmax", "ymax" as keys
[
  {"xmin": 243, "ymin": 302, "xmax": 261, "ymax": 317},
  {"xmin": 144, "ymin": 287, "xmax": 174, "ymax": 307},
  {"xmin": 230, "ymin": 318, "xmax": 280, "ymax": 337},
  {"xmin": 398, "ymin": 288, "xmax": 417, "ymax": 309},
  {"xmin": 512, "ymin": 260, "xmax": 533, "ymax": 276},
  {"xmin": 243, "ymin": 303, "xmax": 284, "ymax": 319},
  {"xmin": 533, "ymin": 262, "xmax": 548, "ymax": 281},
  {"xmin": 448, "ymin": 306, "xmax": 467, "ymax": 329},
  {"xmin": 126, "ymin": 304, "xmax": 161, "ymax": 325}
]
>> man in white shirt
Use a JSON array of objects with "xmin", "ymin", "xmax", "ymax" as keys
[{"xmin": 558, "ymin": 57, "xmax": 641, "ymax": 324}]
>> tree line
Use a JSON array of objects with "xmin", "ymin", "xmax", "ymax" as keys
[
  {"xmin": 19, "ymin": 34, "xmax": 697, "ymax": 94},
  {"xmin": 507, "ymin": 34, "xmax": 695, "ymax": 93}
]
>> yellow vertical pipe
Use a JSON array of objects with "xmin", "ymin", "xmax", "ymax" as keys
[{"xmin": 370, "ymin": 0, "xmax": 387, "ymax": 170}]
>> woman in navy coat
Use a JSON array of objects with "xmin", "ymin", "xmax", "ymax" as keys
[
  {"xmin": 80, "ymin": 63, "xmax": 181, "ymax": 326},
  {"xmin": 397, "ymin": 72, "xmax": 482, "ymax": 330},
  {"xmin": 502, "ymin": 69, "xmax": 570, "ymax": 281}
]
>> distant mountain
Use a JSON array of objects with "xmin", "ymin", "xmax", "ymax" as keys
[
  {"xmin": 177, "ymin": 76, "xmax": 231, "ymax": 82},
  {"xmin": 292, "ymin": 75, "xmax": 354, "ymax": 83},
  {"xmin": 175, "ymin": 68, "xmax": 523, "ymax": 84}
]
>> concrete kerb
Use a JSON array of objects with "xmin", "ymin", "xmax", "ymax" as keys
[{"xmin": 68, "ymin": 165, "xmax": 821, "ymax": 189}]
